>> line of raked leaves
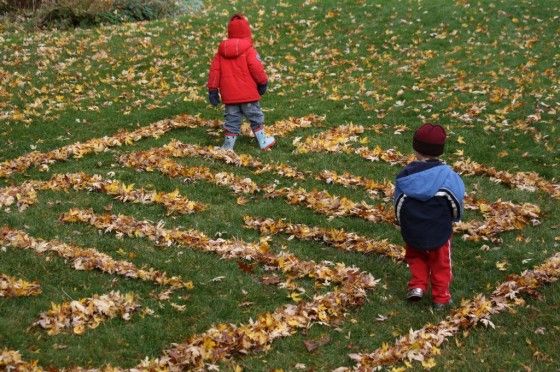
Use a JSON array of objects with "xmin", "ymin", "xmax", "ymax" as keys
[
  {"xmin": 145, "ymin": 140, "xmax": 394, "ymax": 198},
  {"xmin": 0, "ymin": 227, "xmax": 193, "ymax": 290},
  {"xmin": 244, "ymin": 216, "xmax": 405, "ymax": 261},
  {"xmin": 294, "ymin": 123, "xmax": 560, "ymax": 199},
  {"xmin": 262, "ymin": 185, "xmax": 541, "ymax": 244},
  {"xmin": 0, "ymin": 114, "xmax": 219, "ymax": 179},
  {"xmin": 0, "ymin": 172, "xmax": 205, "ymax": 214},
  {"xmin": 0, "ymin": 114, "xmax": 322, "ymax": 179},
  {"xmin": 119, "ymin": 151, "xmax": 260, "ymax": 194}
]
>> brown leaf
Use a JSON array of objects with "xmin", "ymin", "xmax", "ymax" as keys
[
  {"xmin": 303, "ymin": 335, "xmax": 331, "ymax": 352},
  {"xmin": 260, "ymin": 274, "xmax": 281, "ymax": 285},
  {"xmin": 237, "ymin": 260, "xmax": 255, "ymax": 273}
]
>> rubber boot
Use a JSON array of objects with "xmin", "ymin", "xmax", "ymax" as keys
[
  {"xmin": 253, "ymin": 127, "xmax": 276, "ymax": 151},
  {"xmin": 222, "ymin": 134, "xmax": 238, "ymax": 151}
]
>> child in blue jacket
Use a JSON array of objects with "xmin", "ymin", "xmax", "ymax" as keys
[{"xmin": 394, "ymin": 123, "xmax": 465, "ymax": 309}]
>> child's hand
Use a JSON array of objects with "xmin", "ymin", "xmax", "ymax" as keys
[
  {"xmin": 208, "ymin": 90, "xmax": 221, "ymax": 106},
  {"xmin": 257, "ymin": 83, "xmax": 268, "ymax": 96}
]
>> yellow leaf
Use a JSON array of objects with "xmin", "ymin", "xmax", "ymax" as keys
[
  {"xmin": 202, "ymin": 337, "xmax": 216, "ymax": 352},
  {"xmin": 457, "ymin": 136, "xmax": 466, "ymax": 144},
  {"xmin": 289, "ymin": 292, "xmax": 302, "ymax": 302},
  {"xmin": 73, "ymin": 324, "xmax": 86, "ymax": 335},
  {"xmin": 495, "ymin": 261, "xmax": 508, "ymax": 271},
  {"xmin": 421, "ymin": 358, "xmax": 437, "ymax": 369}
]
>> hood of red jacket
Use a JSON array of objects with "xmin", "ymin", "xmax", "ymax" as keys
[
  {"xmin": 218, "ymin": 38, "xmax": 252, "ymax": 59},
  {"xmin": 228, "ymin": 14, "xmax": 252, "ymax": 39}
]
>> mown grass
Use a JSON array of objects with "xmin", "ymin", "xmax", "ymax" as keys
[{"xmin": 0, "ymin": 0, "xmax": 559, "ymax": 370}]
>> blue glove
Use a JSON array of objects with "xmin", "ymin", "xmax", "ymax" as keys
[
  {"xmin": 208, "ymin": 90, "xmax": 220, "ymax": 106},
  {"xmin": 257, "ymin": 83, "xmax": 268, "ymax": 96}
]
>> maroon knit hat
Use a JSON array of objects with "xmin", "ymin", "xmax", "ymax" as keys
[
  {"xmin": 228, "ymin": 14, "xmax": 252, "ymax": 39},
  {"xmin": 412, "ymin": 123, "xmax": 446, "ymax": 156}
]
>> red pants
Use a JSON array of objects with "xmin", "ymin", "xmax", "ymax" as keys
[{"xmin": 405, "ymin": 239, "xmax": 452, "ymax": 304}]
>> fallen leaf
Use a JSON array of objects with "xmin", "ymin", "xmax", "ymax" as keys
[
  {"xmin": 303, "ymin": 335, "xmax": 331, "ymax": 352},
  {"xmin": 260, "ymin": 275, "xmax": 281, "ymax": 285},
  {"xmin": 496, "ymin": 261, "xmax": 509, "ymax": 271}
]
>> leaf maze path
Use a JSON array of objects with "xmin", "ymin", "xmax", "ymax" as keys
[{"xmin": 0, "ymin": 115, "xmax": 557, "ymax": 370}]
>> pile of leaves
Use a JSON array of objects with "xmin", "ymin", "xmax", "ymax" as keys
[
  {"xmin": 237, "ymin": 114, "xmax": 325, "ymax": 138},
  {"xmin": 0, "ymin": 349, "xmax": 41, "ymax": 371},
  {"xmin": 294, "ymin": 124, "xmax": 365, "ymax": 154},
  {"xmin": 316, "ymin": 170, "xmax": 394, "ymax": 200},
  {"xmin": 0, "ymin": 273, "xmax": 41, "ymax": 297},
  {"xmin": 34, "ymin": 291, "xmax": 140, "ymax": 335},
  {"xmin": 264, "ymin": 114, "xmax": 324, "ymax": 137},
  {"xmin": 457, "ymin": 197, "xmax": 541, "ymax": 243},
  {"xmin": 0, "ymin": 183, "xmax": 38, "ymax": 212}
]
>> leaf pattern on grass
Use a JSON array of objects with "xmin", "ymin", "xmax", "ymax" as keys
[
  {"xmin": 344, "ymin": 253, "xmax": 560, "ymax": 370},
  {"xmin": 56, "ymin": 208, "xmax": 381, "ymax": 370},
  {"xmin": 60, "ymin": 208, "xmax": 377, "ymax": 289}
]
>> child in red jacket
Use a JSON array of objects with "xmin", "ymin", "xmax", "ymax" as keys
[{"xmin": 207, "ymin": 14, "xmax": 275, "ymax": 151}]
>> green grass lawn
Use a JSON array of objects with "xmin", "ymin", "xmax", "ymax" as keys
[{"xmin": 0, "ymin": 0, "xmax": 559, "ymax": 370}]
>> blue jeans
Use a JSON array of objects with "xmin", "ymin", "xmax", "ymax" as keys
[{"xmin": 224, "ymin": 102, "xmax": 264, "ymax": 135}]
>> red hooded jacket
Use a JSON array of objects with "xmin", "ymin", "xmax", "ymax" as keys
[{"xmin": 207, "ymin": 14, "xmax": 268, "ymax": 105}]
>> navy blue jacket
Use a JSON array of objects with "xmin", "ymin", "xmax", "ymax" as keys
[{"xmin": 393, "ymin": 160, "xmax": 465, "ymax": 250}]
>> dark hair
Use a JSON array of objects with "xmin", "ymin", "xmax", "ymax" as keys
[{"xmin": 230, "ymin": 13, "xmax": 245, "ymax": 21}]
